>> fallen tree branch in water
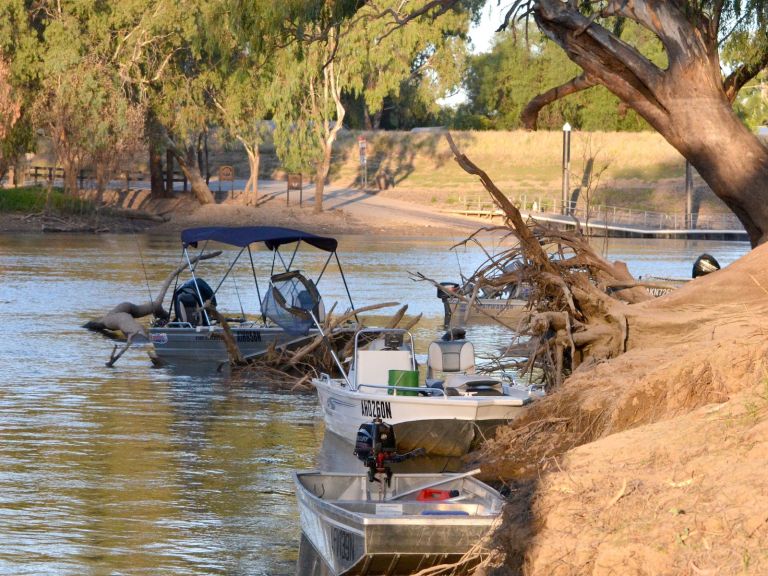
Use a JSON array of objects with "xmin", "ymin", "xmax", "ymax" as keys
[{"xmin": 85, "ymin": 250, "xmax": 222, "ymax": 366}]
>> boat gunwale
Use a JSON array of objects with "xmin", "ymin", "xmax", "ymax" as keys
[
  {"xmin": 294, "ymin": 471, "xmax": 504, "ymax": 528},
  {"xmin": 313, "ymin": 376, "xmax": 532, "ymax": 407}
]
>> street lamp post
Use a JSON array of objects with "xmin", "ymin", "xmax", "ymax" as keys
[
  {"xmin": 685, "ymin": 160, "xmax": 694, "ymax": 229},
  {"xmin": 562, "ymin": 122, "xmax": 571, "ymax": 215}
]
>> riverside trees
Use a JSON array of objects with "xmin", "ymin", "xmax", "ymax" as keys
[{"xmin": 494, "ymin": 1, "xmax": 768, "ymax": 247}]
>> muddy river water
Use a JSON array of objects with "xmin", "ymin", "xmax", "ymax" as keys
[{"xmin": 0, "ymin": 232, "xmax": 748, "ymax": 575}]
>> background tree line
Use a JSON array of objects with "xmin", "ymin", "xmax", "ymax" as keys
[
  {"xmin": 0, "ymin": 0, "xmax": 480, "ymax": 212},
  {"xmin": 2, "ymin": 0, "xmax": 768, "ymax": 243}
]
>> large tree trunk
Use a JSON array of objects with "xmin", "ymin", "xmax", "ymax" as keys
[
  {"xmin": 239, "ymin": 138, "xmax": 260, "ymax": 206},
  {"xmin": 149, "ymin": 146, "xmax": 165, "ymax": 197},
  {"xmin": 166, "ymin": 137, "xmax": 215, "ymax": 204},
  {"xmin": 526, "ymin": 0, "xmax": 768, "ymax": 246},
  {"xmin": 309, "ymin": 39, "xmax": 346, "ymax": 215},
  {"xmin": 658, "ymin": 86, "xmax": 768, "ymax": 249},
  {"xmin": 165, "ymin": 149, "xmax": 174, "ymax": 196},
  {"xmin": 62, "ymin": 158, "xmax": 79, "ymax": 195}
]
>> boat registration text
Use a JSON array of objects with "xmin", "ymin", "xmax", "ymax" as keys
[{"xmin": 361, "ymin": 399, "xmax": 392, "ymax": 419}]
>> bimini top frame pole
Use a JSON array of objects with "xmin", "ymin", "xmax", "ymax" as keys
[
  {"xmin": 183, "ymin": 246, "xmax": 212, "ymax": 326},
  {"xmin": 178, "ymin": 225, "xmax": 357, "ymax": 320}
]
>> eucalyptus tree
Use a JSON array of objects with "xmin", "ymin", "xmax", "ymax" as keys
[
  {"xmin": 462, "ymin": 23, "xmax": 661, "ymax": 131},
  {"xmin": 341, "ymin": 1, "xmax": 471, "ymax": 130},
  {"xmin": 489, "ymin": 0, "xmax": 768, "ymax": 247},
  {"xmin": 213, "ymin": 73, "xmax": 273, "ymax": 204},
  {"xmin": 270, "ymin": 0, "xmax": 476, "ymax": 213},
  {"xmin": 0, "ymin": 0, "xmax": 40, "ymax": 183},
  {"xmin": 27, "ymin": 1, "xmax": 147, "ymax": 195},
  {"xmin": 206, "ymin": 8, "xmax": 276, "ymax": 206}
]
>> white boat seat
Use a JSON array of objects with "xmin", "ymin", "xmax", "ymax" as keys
[
  {"xmin": 427, "ymin": 340, "xmax": 476, "ymax": 376},
  {"xmin": 356, "ymin": 350, "xmax": 413, "ymax": 392}
]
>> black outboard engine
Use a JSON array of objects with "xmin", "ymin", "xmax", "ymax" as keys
[
  {"xmin": 172, "ymin": 278, "xmax": 216, "ymax": 326},
  {"xmin": 692, "ymin": 254, "xmax": 721, "ymax": 278},
  {"xmin": 437, "ymin": 282, "xmax": 460, "ymax": 327},
  {"xmin": 354, "ymin": 419, "xmax": 423, "ymax": 485},
  {"xmin": 441, "ymin": 327, "xmax": 466, "ymax": 341}
]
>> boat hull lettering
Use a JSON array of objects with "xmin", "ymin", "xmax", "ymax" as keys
[
  {"xmin": 331, "ymin": 526, "xmax": 356, "ymax": 564},
  {"xmin": 361, "ymin": 399, "xmax": 392, "ymax": 419}
]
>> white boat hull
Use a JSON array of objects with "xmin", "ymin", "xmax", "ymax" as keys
[{"xmin": 314, "ymin": 377, "xmax": 530, "ymax": 457}]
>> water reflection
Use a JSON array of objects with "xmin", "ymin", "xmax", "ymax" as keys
[{"xmin": 0, "ymin": 232, "xmax": 749, "ymax": 575}]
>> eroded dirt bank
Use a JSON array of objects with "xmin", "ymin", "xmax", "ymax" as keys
[{"xmin": 479, "ymin": 243, "xmax": 768, "ymax": 574}]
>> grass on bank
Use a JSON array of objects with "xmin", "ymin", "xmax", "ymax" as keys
[{"xmin": 0, "ymin": 185, "xmax": 98, "ymax": 215}]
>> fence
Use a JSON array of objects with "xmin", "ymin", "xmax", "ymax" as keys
[
  {"xmin": 461, "ymin": 192, "xmax": 744, "ymax": 232},
  {"xmin": 21, "ymin": 165, "xmax": 189, "ymax": 192}
]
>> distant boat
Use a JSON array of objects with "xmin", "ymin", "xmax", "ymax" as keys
[
  {"xmin": 148, "ymin": 226, "xmax": 356, "ymax": 364},
  {"xmin": 437, "ymin": 280, "xmax": 531, "ymax": 325},
  {"xmin": 639, "ymin": 253, "xmax": 722, "ymax": 297}
]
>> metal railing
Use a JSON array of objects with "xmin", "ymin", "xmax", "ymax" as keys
[{"xmin": 460, "ymin": 192, "xmax": 744, "ymax": 232}]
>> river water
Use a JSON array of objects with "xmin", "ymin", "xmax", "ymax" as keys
[{"xmin": 0, "ymin": 232, "xmax": 749, "ymax": 575}]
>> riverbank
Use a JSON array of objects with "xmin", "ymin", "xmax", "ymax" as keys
[
  {"xmin": 0, "ymin": 183, "xmax": 498, "ymax": 236},
  {"xmin": 475, "ymin": 241, "xmax": 768, "ymax": 575}
]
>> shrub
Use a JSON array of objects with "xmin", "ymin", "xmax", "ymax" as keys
[{"xmin": 0, "ymin": 186, "xmax": 97, "ymax": 215}]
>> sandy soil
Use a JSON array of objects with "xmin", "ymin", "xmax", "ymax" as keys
[{"xmin": 477, "ymin": 243, "xmax": 768, "ymax": 575}]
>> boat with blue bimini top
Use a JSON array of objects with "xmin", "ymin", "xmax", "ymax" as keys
[
  {"xmin": 294, "ymin": 419, "xmax": 505, "ymax": 575},
  {"xmin": 148, "ymin": 226, "xmax": 357, "ymax": 364},
  {"xmin": 313, "ymin": 327, "xmax": 535, "ymax": 458}
]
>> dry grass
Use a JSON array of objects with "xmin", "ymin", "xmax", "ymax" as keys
[{"xmin": 24, "ymin": 130, "xmax": 728, "ymax": 215}]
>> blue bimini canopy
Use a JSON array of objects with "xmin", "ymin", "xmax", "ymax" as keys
[{"xmin": 181, "ymin": 226, "xmax": 338, "ymax": 252}]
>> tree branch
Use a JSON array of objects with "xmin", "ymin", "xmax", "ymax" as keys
[
  {"xmin": 521, "ymin": 73, "xmax": 597, "ymax": 130},
  {"xmin": 723, "ymin": 52, "xmax": 768, "ymax": 102}
]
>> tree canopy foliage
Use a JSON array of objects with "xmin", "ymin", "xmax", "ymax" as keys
[{"xmin": 3, "ymin": 0, "xmax": 768, "ymax": 239}]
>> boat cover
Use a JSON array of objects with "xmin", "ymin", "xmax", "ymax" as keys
[{"xmin": 181, "ymin": 226, "xmax": 337, "ymax": 252}]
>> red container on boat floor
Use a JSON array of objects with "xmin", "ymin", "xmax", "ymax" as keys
[{"xmin": 417, "ymin": 488, "xmax": 453, "ymax": 501}]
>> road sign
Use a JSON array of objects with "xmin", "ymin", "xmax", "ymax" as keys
[
  {"xmin": 219, "ymin": 165, "xmax": 235, "ymax": 181},
  {"xmin": 287, "ymin": 173, "xmax": 303, "ymax": 206}
]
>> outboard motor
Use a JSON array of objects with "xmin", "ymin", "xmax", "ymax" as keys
[
  {"xmin": 692, "ymin": 254, "xmax": 721, "ymax": 278},
  {"xmin": 437, "ymin": 282, "xmax": 460, "ymax": 326},
  {"xmin": 354, "ymin": 419, "xmax": 423, "ymax": 485},
  {"xmin": 172, "ymin": 278, "xmax": 216, "ymax": 326},
  {"xmin": 442, "ymin": 328, "xmax": 466, "ymax": 341}
]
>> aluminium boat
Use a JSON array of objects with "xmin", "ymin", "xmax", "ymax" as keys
[
  {"xmin": 294, "ymin": 470, "xmax": 503, "ymax": 576},
  {"xmin": 148, "ymin": 226, "xmax": 356, "ymax": 364}
]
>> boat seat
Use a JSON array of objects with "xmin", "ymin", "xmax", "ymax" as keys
[
  {"xmin": 427, "ymin": 340, "xmax": 476, "ymax": 377},
  {"xmin": 356, "ymin": 350, "xmax": 413, "ymax": 392},
  {"xmin": 425, "ymin": 381, "xmax": 461, "ymax": 396}
]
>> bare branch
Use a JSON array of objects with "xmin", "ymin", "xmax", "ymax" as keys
[{"xmin": 521, "ymin": 73, "xmax": 597, "ymax": 130}]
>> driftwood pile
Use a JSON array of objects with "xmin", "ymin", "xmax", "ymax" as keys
[
  {"xmin": 440, "ymin": 132, "xmax": 670, "ymax": 390},
  {"xmin": 229, "ymin": 302, "xmax": 422, "ymax": 392}
]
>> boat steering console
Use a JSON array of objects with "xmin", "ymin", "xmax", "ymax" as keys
[{"xmin": 353, "ymin": 419, "xmax": 424, "ymax": 486}]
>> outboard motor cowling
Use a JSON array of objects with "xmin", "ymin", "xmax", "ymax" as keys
[
  {"xmin": 172, "ymin": 278, "xmax": 216, "ymax": 326},
  {"xmin": 354, "ymin": 419, "xmax": 423, "ymax": 485},
  {"xmin": 692, "ymin": 254, "xmax": 721, "ymax": 278}
]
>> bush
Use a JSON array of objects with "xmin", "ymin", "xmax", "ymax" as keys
[{"xmin": 0, "ymin": 186, "xmax": 97, "ymax": 215}]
